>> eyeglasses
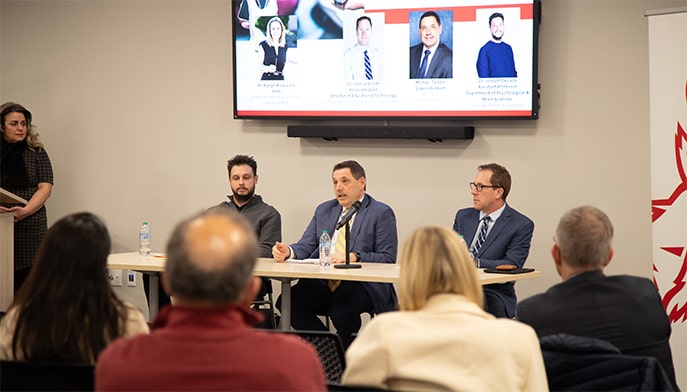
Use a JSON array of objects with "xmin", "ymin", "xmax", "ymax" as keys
[{"xmin": 469, "ymin": 182, "xmax": 500, "ymax": 192}]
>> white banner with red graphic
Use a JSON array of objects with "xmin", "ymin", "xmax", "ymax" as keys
[{"xmin": 648, "ymin": 7, "xmax": 687, "ymax": 388}]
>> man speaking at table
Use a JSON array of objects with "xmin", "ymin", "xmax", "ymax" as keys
[{"xmin": 272, "ymin": 160, "xmax": 398, "ymax": 349}]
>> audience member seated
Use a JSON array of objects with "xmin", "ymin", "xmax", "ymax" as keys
[
  {"xmin": 516, "ymin": 205, "xmax": 678, "ymax": 390},
  {"xmin": 342, "ymin": 226, "xmax": 548, "ymax": 391},
  {"xmin": 0, "ymin": 212, "xmax": 149, "ymax": 364},
  {"xmin": 95, "ymin": 209, "xmax": 326, "ymax": 391}
]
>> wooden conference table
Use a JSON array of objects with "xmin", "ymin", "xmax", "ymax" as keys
[{"xmin": 107, "ymin": 252, "xmax": 541, "ymax": 330}]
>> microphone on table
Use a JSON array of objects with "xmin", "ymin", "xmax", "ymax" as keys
[{"xmin": 336, "ymin": 201, "xmax": 361, "ymax": 230}]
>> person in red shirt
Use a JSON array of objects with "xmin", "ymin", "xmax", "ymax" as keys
[{"xmin": 95, "ymin": 209, "xmax": 326, "ymax": 391}]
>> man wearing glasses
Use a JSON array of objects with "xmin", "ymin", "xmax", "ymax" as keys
[{"xmin": 453, "ymin": 163, "xmax": 534, "ymax": 318}]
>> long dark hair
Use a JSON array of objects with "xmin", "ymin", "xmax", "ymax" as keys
[{"xmin": 10, "ymin": 212, "xmax": 127, "ymax": 363}]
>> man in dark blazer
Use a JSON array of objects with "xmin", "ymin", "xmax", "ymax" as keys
[
  {"xmin": 273, "ymin": 160, "xmax": 398, "ymax": 349},
  {"xmin": 453, "ymin": 163, "xmax": 534, "ymax": 318},
  {"xmin": 409, "ymin": 11, "xmax": 453, "ymax": 79},
  {"xmin": 517, "ymin": 206, "xmax": 678, "ymax": 389}
]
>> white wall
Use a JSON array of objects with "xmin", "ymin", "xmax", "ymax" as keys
[{"xmin": 1, "ymin": 0, "xmax": 685, "ymax": 303}]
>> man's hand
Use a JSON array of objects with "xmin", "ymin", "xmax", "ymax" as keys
[
  {"xmin": 330, "ymin": 252, "xmax": 355, "ymax": 264},
  {"xmin": 272, "ymin": 242, "xmax": 291, "ymax": 262}
]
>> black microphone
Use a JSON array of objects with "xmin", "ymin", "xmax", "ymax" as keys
[{"xmin": 335, "ymin": 201, "xmax": 362, "ymax": 230}]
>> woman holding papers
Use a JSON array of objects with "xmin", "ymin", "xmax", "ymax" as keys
[
  {"xmin": 342, "ymin": 226, "xmax": 548, "ymax": 391},
  {"xmin": 0, "ymin": 102, "xmax": 53, "ymax": 292}
]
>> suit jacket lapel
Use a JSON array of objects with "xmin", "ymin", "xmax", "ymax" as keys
[
  {"xmin": 329, "ymin": 203, "xmax": 343, "ymax": 234},
  {"xmin": 462, "ymin": 209, "xmax": 481, "ymax": 245},
  {"xmin": 348, "ymin": 195, "xmax": 369, "ymax": 249},
  {"xmin": 478, "ymin": 205, "xmax": 511, "ymax": 256}
]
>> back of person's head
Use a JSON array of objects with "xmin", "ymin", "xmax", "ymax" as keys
[
  {"xmin": 164, "ymin": 209, "xmax": 258, "ymax": 305},
  {"xmin": 399, "ymin": 226, "xmax": 483, "ymax": 311},
  {"xmin": 556, "ymin": 205, "xmax": 614, "ymax": 269},
  {"xmin": 11, "ymin": 212, "xmax": 126, "ymax": 363},
  {"xmin": 0, "ymin": 101, "xmax": 42, "ymax": 149},
  {"xmin": 478, "ymin": 163, "xmax": 511, "ymax": 200},
  {"xmin": 227, "ymin": 154, "xmax": 258, "ymax": 176}
]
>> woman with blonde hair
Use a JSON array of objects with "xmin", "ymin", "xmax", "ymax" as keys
[
  {"xmin": 342, "ymin": 226, "xmax": 548, "ymax": 391},
  {"xmin": 258, "ymin": 16, "xmax": 288, "ymax": 80}
]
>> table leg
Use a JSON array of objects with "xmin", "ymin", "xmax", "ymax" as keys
[
  {"xmin": 278, "ymin": 278, "xmax": 291, "ymax": 331},
  {"xmin": 149, "ymin": 272, "xmax": 159, "ymax": 319}
]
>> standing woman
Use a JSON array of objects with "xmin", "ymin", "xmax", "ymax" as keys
[
  {"xmin": 0, "ymin": 102, "xmax": 53, "ymax": 292},
  {"xmin": 258, "ymin": 16, "xmax": 288, "ymax": 80}
]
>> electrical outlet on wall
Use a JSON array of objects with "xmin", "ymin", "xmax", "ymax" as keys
[
  {"xmin": 109, "ymin": 269, "xmax": 122, "ymax": 287},
  {"xmin": 127, "ymin": 271, "xmax": 136, "ymax": 287}
]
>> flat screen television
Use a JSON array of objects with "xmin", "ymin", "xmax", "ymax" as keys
[{"xmin": 232, "ymin": 0, "xmax": 541, "ymax": 120}]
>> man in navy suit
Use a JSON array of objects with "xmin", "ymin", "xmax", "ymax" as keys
[
  {"xmin": 517, "ymin": 206, "xmax": 678, "ymax": 389},
  {"xmin": 272, "ymin": 160, "xmax": 398, "ymax": 348},
  {"xmin": 453, "ymin": 163, "xmax": 534, "ymax": 318},
  {"xmin": 409, "ymin": 11, "xmax": 453, "ymax": 79}
]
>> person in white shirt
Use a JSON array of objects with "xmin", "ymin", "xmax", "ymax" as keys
[{"xmin": 343, "ymin": 16, "xmax": 383, "ymax": 80}]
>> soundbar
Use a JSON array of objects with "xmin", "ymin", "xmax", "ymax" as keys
[{"xmin": 287, "ymin": 125, "xmax": 475, "ymax": 141}]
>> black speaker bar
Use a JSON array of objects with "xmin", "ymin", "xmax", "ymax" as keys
[{"xmin": 287, "ymin": 125, "xmax": 475, "ymax": 141}]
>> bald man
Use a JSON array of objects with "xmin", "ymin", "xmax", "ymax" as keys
[{"xmin": 95, "ymin": 209, "xmax": 326, "ymax": 391}]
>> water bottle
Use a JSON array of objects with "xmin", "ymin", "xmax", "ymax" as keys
[
  {"xmin": 139, "ymin": 221, "xmax": 151, "ymax": 257},
  {"xmin": 319, "ymin": 229, "xmax": 331, "ymax": 268}
]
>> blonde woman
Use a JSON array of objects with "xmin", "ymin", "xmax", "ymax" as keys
[
  {"xmin": 258, "ymin": 16, "xmax": 288, "ymax": 80},
  {"xmin": 342, "ymin": 226, "xmax": 548, "ymax": 391}
]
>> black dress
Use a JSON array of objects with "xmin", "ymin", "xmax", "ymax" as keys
[
  {"xmin": 260, "ymin": 40, "xmax": 287, "ymax": 80},
  {"xmin": 0, "ymin": 139, "xmax": 54, "ymax": 270}
]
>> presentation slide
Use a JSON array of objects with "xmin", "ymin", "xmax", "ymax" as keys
[{"xmin": 233, "ymin": 0, "xmax": 538, "ymax": 119}]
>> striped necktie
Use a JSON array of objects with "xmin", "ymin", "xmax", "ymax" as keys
[
  {"xmin": 471, "ymin": 216, "xmax": 491, "ymax": 256},
  {"xmin": 329, "ymin": 209, "xmax": 349, "ymax": 291},
  {"xmin": 418, "ymin": 49, "xmax": 431, "ymax": 78},
  {"xmin": 364, "ymin": 50, "xmax": 372, "ymax": 80},
  {"xmin": 335, "ymin": 221, "xmax": 347, "ymax": 254}
]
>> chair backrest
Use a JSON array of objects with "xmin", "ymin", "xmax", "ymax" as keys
[
  {"xmin": 540, "ymin": 334, "xmax": 674, "ymax": 391},
  {"xmin": 0, "ymin": 359, "xmax": 95, "ymax": 391},
  {"xmin": 279, "ymin": 330, "xmax": 346, "ymax": 384}
]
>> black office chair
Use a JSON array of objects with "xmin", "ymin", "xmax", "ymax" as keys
[
  {"xmin": 0, "ymin": 360, "xmax": 95, "ymax": 391},
  {"xmin": 540, "ymin": 334, "xmax": 674, "ymax": 391},
  {"xmin": 251, "ymin": 277, "xmax": 277, "ymax": 329},
  {"xmin": 278, "ymin": 330, "xmax": 347, "ymax": 384},
  {"xmin": 327, "ymin": 382, "xmax": 389, "ymax": 391}
]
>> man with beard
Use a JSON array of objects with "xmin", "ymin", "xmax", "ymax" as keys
[
  {"xmin": 476, "ymin": 12, "xmax": 517, "ymax": 78},
  {"xmin": 214, "ymin": 155, "xmax": 281, "ymax": 308}
]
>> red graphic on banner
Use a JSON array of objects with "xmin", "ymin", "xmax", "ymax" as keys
[
  {"xmin": 651, "ymin": 80, "xmax": 687, "ymax": 324},
  {"xmin": 651, "ymin": 121, "xmax": 687, "ymax": 223},
  {"xmin": 659, "ymin": 247, "xmax": 687, "ymax": 323}
]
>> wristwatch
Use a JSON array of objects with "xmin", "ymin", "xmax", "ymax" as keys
[
  {"xmin": 334, "ymin": 0, "xmax": 347, "ymax": 9},
  {"xmin": 355, "ymin": 251, "xmax": 361, "ymax": 262}
]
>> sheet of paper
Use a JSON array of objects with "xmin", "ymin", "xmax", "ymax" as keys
[{"xmin": 286, "ymin": 258, "xmax": 319, "ymax": 264}]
